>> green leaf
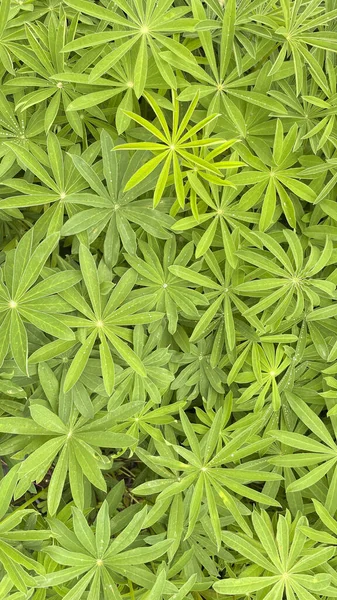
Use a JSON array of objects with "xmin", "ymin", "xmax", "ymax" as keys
[
  {"xmin": 47, "ymin": 446, "xmax": 69, "ymax": 516},
  {"xmin": 19, "ymin": 308, "xmax": 75, "ymax": 341},
  {"xmin": 10, "ymin": 310, "xmax": 28, "ymax": 375},
  {"xmin": 109, "ymin": 539, "xmax": 173, "ymax": 566},
  {"xmin": 169, "ymin": 265, "xmax": 220, "ymax": 289},
  {"xmin": 99, "ymin": 334, "xmax": 115, "ymax": 396},
  {"xmin": 95, "ymin": 501, "xmax": 111, "ymax": 557},
  {"xmin": 220, "ymin": 0, "xmax": 236, "ymax": 79},
  {"xmin": 104, "ymin": 328, "xmax": 146, "ymax": 376},
  {"xmin": 79, "ymin": 244, "xmax": 101, "ymax": 317},
  {"xmin": 213, "ymin": 576, "xmax": 280, "ymax": 594},
  {"xmin": 0, "ymin": 465, "xmax": 19, "ymax": 520},
  {"xmin": 4, "ymin": 143, "xmax": 58, "ymax": 192},
  {"xmin": 106, "ymin": 506, "xmax": 148, "ymax": 557},
  {"xmin": 63, "ymin": 330, "xmax": 97, "ymax": 392},
  {"xmin": 228, "ymin": 90, "xmax": 288, "ymax": 114},
  {"xmin": 89, "ymin": 37, "xmax": 141, "ymax": 82},
  {"xmin": 286, "ymin": 392, "xmax": 335, "ymax": 448},
  {"xmin": 190, "ymin": 294, "xmax": 223, "ymax": 342},
  {"xmin": 16, "ymin": 233, "xmax": 60, "ymax": 298},
  {"xmin": 287, "ymin": 459, "xmax": 336, "ymax": 493},
  {"xmin": 67, "ymin": 89, "xmax": 121, "ymax": 111},
  {"xmin": 134, "ymin": 37, "xmax": 148, "ymax": 98},
  {"xmin": 72, "ymin": 439, "xmax": 106, "ymax": 491},
  {"xmin": 123, "ymin": 152, "xmax": 169, "ymax": 191}
]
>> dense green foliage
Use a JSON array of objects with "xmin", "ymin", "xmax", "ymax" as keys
[{"xmin": 1, "ymin": 0, "xmax": 337, "ymax": 599}]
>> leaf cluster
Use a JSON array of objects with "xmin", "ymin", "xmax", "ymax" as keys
[{"xmin": 1, "ymin": 1, "xmax": 337, "ymax": 599}]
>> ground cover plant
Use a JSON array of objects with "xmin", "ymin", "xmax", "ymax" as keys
[{"xmin": 2, "ymin": 0, "xmax": 337, "ymax": 599}]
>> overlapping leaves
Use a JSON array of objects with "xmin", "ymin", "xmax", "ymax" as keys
[{"xmin": 0, "ymin": 1, "xmax": 337, "ymax": 599}]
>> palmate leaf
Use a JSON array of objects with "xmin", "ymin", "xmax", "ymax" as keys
[
  {"xmin": 0, "ymin": 230, "xmax": 81, "ymax": 373},
  {"xmin": 124, "ymin": 238, "xmax": 208, "ymax": 333},
  {"xmin": 0, "ymin": 465, "xmax": 50, "ymax": 592},
  {"xmin": 214, "ymin": 510, "xmax": 336, "ymax": 599},
  {"xmin": 35, "ymin": 502, "xmax": 174, "ymax": 597},
  {"xmin": 60, "ymin": 244, "xmax": 165, "ymax": 392},
  {"xmin": 268, "ymin": 391, "xmax": 337, "ymax": 513},
  {"xmin": 229, "ymin": 133, "xmax": 316, "ymax": 230},
  {"xmin": 1, "ymin": 134, "xmax": 109, "ymax": 241},
  {"xmin": 134, "ymin": 408, "xmax": 281, "ymax": 546},
  {"xmin": 60, "ymin": 130, "xmax": 174, "ymax": 258},
  {"xmin": 114, "ymin": 90, "xmax": 235, "ymax": 207},
  {"xmin": 0, "ymin": 405, "xmax": 137, "ymax": 515}
]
